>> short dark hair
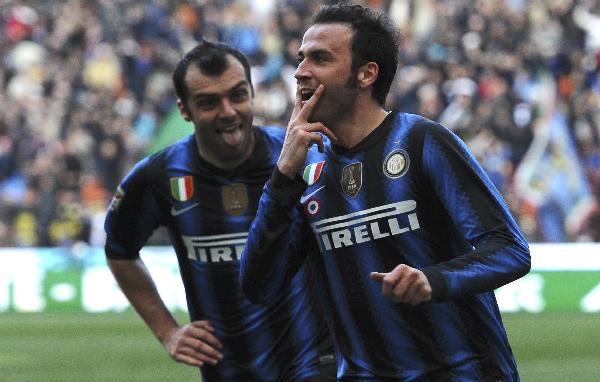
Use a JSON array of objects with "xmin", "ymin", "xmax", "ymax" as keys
[
  {"xmin": 172, "ymin": 39, "xmax": 253, "ymax": 107},
  {"xmin": 312, "ymin": 5, "xmax": 399, "ymax": 106}
]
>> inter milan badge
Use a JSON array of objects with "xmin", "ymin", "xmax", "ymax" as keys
[
  {"xmin": 383, "ymin": 149, "xmax": 409, "ymax": 179},
  {"xmin": 170, "ymin": 176, "xmax": 194, "ymax": 201},
  {"xmin": 341, "ymin": 162, "xmax": 362, "ymax": 197},
  {"xmin": 222, "ymin": 183, "xmax": 248, "ymax": 216}
]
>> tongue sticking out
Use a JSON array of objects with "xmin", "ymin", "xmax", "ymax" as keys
[{"xmin": 220, "ymin": 127, "xmax": 243, "ymax": 147}]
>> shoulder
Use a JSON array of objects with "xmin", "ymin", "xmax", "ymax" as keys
[
  {"xmin": 255, "ymin": 125, "xmax": 286, "ymax": 142},
  {"xmin": 123, "ymin": 135, "xmax": 195, "ymax": 186}
]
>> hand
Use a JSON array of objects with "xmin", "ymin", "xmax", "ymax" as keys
[
  {"xmin": 162, "ymin": 320, "xmax": 223, "ymax": 367},
  {"xmin": 370, "ymin": 264, "xmax": 432, "ymax": 305},
  {"xmin": 277, "ymin": 84, "xmax": 337, "ymax": 177}
]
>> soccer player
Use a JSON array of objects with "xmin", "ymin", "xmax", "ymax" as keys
[
  {"xmin": 104, "ymin": 40, "xmax": 334, "ymax": 381},
  {"xmin": 241, "ymin": 4, "xmax": 531, "ymax": 381}
]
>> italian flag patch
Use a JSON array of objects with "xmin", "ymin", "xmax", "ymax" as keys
[
  {"xmin": 170, "ymin": 176, "xmax": 194, "ymax": 201},
  {"xmin": 303, "ymin": 161, "xmax": 325, "ymax": 186}
]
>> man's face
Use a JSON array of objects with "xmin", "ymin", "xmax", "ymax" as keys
[
  {"xmin": 179, "ymin": 55, "xmax": 254, "ymax": 167},
  {"xmin": 295, "ymin": 23, "xmax": 359, "ymax": 127}
]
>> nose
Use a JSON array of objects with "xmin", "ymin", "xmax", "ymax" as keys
[
  {"xmin": 219, "ymin": 98, "xmax": 237, "ymax": 120},
  {"xmin": 294, "ymin": 59, "xmax": 310, "ymax": 82}
]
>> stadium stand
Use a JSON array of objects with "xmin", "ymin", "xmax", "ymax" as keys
[{"xmin": 0, "ymin": 0, "xmax": 598, "ymax": 246}]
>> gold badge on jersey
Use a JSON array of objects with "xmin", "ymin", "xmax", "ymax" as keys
[
  {"xmin": 341, "ymin": 162, "xmax": 362, "ymax": 197},
  {"xmin": 222, "ymin": 183, "xmax": 248, "ymax": 215}
]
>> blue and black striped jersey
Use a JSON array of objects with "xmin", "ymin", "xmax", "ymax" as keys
[
  {"xmin": 105, "ymin": 126, "xmax": 333, "ymax": 382},
  {"xmin": 242, "ymin": 112, "xmax": 530, "ymax": 381}
]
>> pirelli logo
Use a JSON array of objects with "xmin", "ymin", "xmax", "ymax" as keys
[
  {"xmin": 182, "ymin": 232, "xmax": 247, "ymax": 263},
  {"xmin": 310, "ymin": 200, "xmax": 420, "ymax": 251}
]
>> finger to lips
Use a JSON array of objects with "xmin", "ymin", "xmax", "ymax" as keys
[{"xmin": 298, "ymin": 84, "xmax": 324, "ymax": 120}]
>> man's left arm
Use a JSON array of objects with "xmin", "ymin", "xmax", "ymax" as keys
[{"xmin": 372, "ymin": 123, "xmax": 530, "ymax": 303}]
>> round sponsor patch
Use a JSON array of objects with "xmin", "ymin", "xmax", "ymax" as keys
[
  {"xmin": 305, "ymin": 198, "xmax": 320, "ymax": 216},
  {"xmin": 383, "ymin": 149, "xmax": 409, "ymax": 178}
]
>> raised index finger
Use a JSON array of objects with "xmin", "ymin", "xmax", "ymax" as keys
[{"xmin": 297, "ymin": 84, "xmax": 324, "ymax": 122}]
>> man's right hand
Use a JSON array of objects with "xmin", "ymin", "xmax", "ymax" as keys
[
  {"xmin": 163, "ymin": 320, "xmax": 223, "ymax": 368},
  {"xmin": 277, "ymin": 84, "xmax": 337, "ymax": 177}
]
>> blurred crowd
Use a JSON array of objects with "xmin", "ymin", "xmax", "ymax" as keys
[{"xmin": 0, "ymin": 0, "xmax": 599, "ymax": 247}]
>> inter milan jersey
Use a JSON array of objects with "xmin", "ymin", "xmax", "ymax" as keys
[
  {"xmin": 242, "ymin": 112, "xmax": 530, "ymax": 381},
  {"xmin": 105, "ymin": 126, "xmax": 332, "ymax": 382}
]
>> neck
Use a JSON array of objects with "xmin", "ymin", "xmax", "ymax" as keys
[{"xmin": 332, "ymin": 99, "xmax": 389, "ymax": 149}]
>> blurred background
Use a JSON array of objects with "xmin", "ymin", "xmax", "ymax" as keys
[
  {"xmin": 1, "ymin": 0, "xmax": 599, "ymax": 247},
  {"xmin": 0, "ymin": 0, "xmax": 599, "ymax": 381}
]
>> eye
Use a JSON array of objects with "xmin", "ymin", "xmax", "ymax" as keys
[
  {"xmin": 230, "ymin": 89, "xmax": 249, "ymax": 102},
  {"xmin": 195, "ymin": 98, "xmax": 218, "ymax": 110}
]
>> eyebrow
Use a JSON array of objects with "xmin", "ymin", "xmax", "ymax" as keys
[{"xmin": 191, "ymin": 80, "xmax": 249, "ymax": 99}]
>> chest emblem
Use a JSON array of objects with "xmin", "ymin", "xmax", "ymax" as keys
[
  {"xmin": 303, "ymin": 161, "xmax": 325, "ymax": 186},
  {"xmin": 341, "ymin": 162, "xmax": 362, "ymax": 197},
  {"xmin": 223, "ymin": 183, "xmax": 248, "ymax": 216},
  {"xmin": 383, "ymin": 149, "xmax": 409, "ymax": 178},
  {"xmin": 170, "ymin": 176, "xmax": 194, "ymax": 201}
]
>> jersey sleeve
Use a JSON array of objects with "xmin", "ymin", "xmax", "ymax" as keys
[
  {"xmin": 417, "ymin": 123, "xmax": 531, "ymax": 301},
  {"xmin": 240, "ymin": 168, "xmax": 313, "ymax": 304},
  {"xmin": 104, "ymin": 157, "xmax": 162, "ymax": 260}
]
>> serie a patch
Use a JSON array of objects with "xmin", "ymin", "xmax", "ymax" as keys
[
  {"xmin": 303, "ymin": 161, "xmax": 325, "ymax": 186},
  {"xmin": 383, "ymin": 149, "xmax": 409, "ymax": 178},
  {"xmin": 170, "ymin": 176, "xmax": 194, "ymax": 201}
]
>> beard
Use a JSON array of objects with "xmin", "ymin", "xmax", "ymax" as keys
[{"xmin": 308, "ymin": 73, "xmax": 359, "ymax": 126}]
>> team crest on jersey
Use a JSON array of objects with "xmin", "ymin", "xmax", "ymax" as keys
[
  {"xmin": 303, "ymin": 161, "xmax": 325, "ymax": 186},
  {"xmin": 222, "ymin": 183, "xmax": 248, "ymax": 216},
  {"xmin": 109, "ymin": 186, "xmax": 125, "ymax": 211},
  {"xmin": 383, "ymin": 149, "xmax": 409, "ymax": 179},
  {"xmin": 341, "ymin": 162, "xmax": 362, "ymax": 197},
  {"xmin": 170, "ymin": 176, "xmax": 194, "ymax": 201}
]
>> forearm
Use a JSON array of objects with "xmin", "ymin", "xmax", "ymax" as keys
[
  {"xmin": 240, "ymin": 170, "xmax": 308, "ymax": 303},
  {"xmin": 423, "ymin": 233, "xmax": 530, "ymax": 301},
  {"xmin": 107, "ymin": 258, "xmax": 179, "ymax": 345}
]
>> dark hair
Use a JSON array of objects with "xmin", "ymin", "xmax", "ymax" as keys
[
  {"xmin": 312, "ymin": 4, "xmax": 399, "ymax": 106},
  {"xmin": 172, "ymin": 39, "xmax": 253, "ymax": 107}
]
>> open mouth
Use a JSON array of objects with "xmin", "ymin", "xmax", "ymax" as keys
[
  {"xmin": 300, "ymin": 89, "xmax": 315, "ymax": 102},
  {"xmin": 217, "ymin": 123, "xmax": 244, "ymax": 147}
]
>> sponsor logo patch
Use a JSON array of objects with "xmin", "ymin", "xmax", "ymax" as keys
[
  {"xmin": 170, "ymin": 176, "xmax": 194, "ymax": 201},
  {"xmin": 171, "ymin": 203, "xmax": 200, "ymax": 217},
  {"xmin": 303, "ymin": 161, "xmax": 325, "ymax": 186},
  {"xmin": 109, "ymin": 186, "xmax": 125, "ymax": 211},
  {"xmin": 182, "ymin": 232, "xmax": 247, "ymax": 263},
  {"xmin": 222, "ymin": 183, "xmax": 248, "ymax": 216},
  {"xmin": 310, "ymin": 200, "xmax": 420, "ymax": 251},
  {"xmin": 383, "ymin": 149, "xmax": 409, "ymax": 178},
  {"xmin": 341, "ymin": 162, "xmax": 362, "ymax": 197}
]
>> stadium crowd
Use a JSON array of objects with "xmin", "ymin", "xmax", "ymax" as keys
[{"xmin": 0, "ymin": 0, "xmax": 599, "ymax": 247}]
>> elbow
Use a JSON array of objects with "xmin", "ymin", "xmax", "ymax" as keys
[{"xmin": 514, "ymin": 241, "xmax": 531, "ymax": 279}]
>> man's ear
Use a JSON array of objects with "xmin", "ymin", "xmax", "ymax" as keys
[
  {"xmin": 177, "ymin": 99, "xmax": 191, "ymax": 121},
  {"xmin": 356, "ymin": 62, "xmax": 379, "ymax": 89}
]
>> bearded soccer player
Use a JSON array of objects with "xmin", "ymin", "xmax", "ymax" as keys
[
  {"xmin": 241, "ymin": 5, "xmax": 530, "ymax": 381},
  {"xmin": 104, "ymin": 40, "xmax": 334, "ymax": 381}
]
